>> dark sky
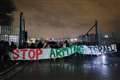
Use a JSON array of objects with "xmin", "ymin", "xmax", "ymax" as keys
[{"xmin": 13, "ymin": 0, "xmax": 120, "ymax": 38}]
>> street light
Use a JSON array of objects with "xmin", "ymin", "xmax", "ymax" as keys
[
  {"xmin": 104, "ymin": 34, "xmax": 109, "ymax": 45},
  {"xmin": 104, "ymin": 34, "xmax": 109, "ymax": 38}
]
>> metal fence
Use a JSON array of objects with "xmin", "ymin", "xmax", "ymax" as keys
[{"xmin": 0, "ymin": 25, "xmax": 19, "ymax": 45}]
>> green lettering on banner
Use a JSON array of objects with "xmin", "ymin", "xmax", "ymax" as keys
[
  {"xmin": 50, "ymin": 48, "xmax": 65, "ymax": 59},
  {"xmin": 77, "ymin": 46, "xmax": 81, "ymax": 53},
  {"xmin": 74, "ymin": 45, "xmax": 78, "ymax": 53},
  {"xmin": 50, "ymin": 49, "xmax": 56, "ymax": 58},
  {"xmin": 63, "ymin": 47, "xmax": 69, "ymax": 56},
  {"xmin": 78, "ymin": 45, "xmax": 84, "ymax": 54},
  {"xmin": 50, "ymin": 45, "xmax": 94, "ymax": 59},
  {"xmin": 56, "ymin": 48, "xmax": 64, "ymax": 58},
  {"xmin": 54, "ymin": 44, "xmax": 115, "ymax": 59},
  {"xmin": 69, "ymin": 45, "xmax": 74, "ymax": 54}
]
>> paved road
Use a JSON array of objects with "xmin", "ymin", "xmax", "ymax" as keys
[{"xmin": 9, "ymin": 55, "xmax": 120, "ymax": 80}]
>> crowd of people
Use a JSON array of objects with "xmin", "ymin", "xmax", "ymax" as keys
[
  {"xmin": 0, "ymin": 39, "xmax": 120, "ymax": 72},
  {"xmin": 0, "ymin": 40, "xmax": 71, "ymax": 72},
  {"xmin": 20, "ymin": 40, "xmax": 70, "ymax": 49}
]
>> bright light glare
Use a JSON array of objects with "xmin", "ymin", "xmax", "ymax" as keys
[
  {"xmin": 102, "ymin": 55, "xmax": 106, "ymax": 59},
  {"xmin": 104, "ymin": 35, "xmax": 109, "ymax": 38},
  {"xmin": 102, "ymin": 55, "xmax": 106, "ymax": 64}
]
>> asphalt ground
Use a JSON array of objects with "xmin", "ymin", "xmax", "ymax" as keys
[{"xmin": 5, "ymin": 54, "xmax": 120, "ymax": 80}]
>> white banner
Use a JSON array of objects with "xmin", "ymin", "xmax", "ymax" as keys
[{"xmin": 9, "ymin": 44, "xmax": 117, "ymax": 60}]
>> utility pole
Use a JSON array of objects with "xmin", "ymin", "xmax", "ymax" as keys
[
  {"xmin": 85, "ymin": 20, "xmax": 99, "ymax": 45},
  {"xmin": 95, "ymin": 20, "xmax": 99, "ymax": 45},
  {"xmin": 19, "ymin": 12, "xmax": 25, "ymax": 48}
]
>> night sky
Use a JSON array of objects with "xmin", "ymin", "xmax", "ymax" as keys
[{"xmin": 13, "ymin": 0, "xmax": 120, "ymax": 39}]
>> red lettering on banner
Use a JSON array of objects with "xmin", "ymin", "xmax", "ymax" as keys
[
  {"xmin": 28, "ymin": 49, "xmax": 36, "ymax": 59},
  {"xmin": 13, "ymin": 49, "xmax": 19, "ymax": 60},
  {"xmin": 20, "ymin": 49, "xmax": 27, "ymax": 60},
  {"xmin": 12, "ymin": 48, "xmax": 43, "ymax": 60},
  {"xmin": 36, "ymin": 49, "xmax": 42, "ymax": 59}
]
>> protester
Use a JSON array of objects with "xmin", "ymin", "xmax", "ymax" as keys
[
  {"xmin": 10, "ymin": 42, "xmax": 17, "ymax": 49},
  {"xmin": 37, "ymin": 40, "xmax": 43, "ymax": 48},
  {"xmin": 30, "ymin": 43, "xmax": 36, "ymax": 48}
]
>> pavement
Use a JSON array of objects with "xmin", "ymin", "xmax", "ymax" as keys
[
  {"xmin": 0, "ymin": 62, "xmax": 27, "ymax": 80},
  {"xmin": 4, "ymin": 55, "xmax": 120, "ymax": 80}
]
